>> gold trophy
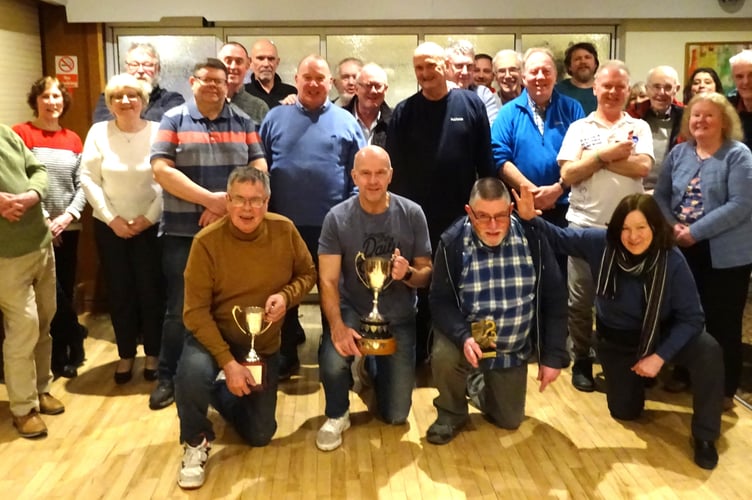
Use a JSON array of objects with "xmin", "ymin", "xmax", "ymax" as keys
[
  {"xmin": 471, "ymin": 318, "xmax": 498, "ymax": 359},
  {"xmin": 354, "ymin": 252, "xmax": 396, "ymax": 355},
  {"xmin": 232, "ymin": 305, "xmax": 272, "ymax": 388}
]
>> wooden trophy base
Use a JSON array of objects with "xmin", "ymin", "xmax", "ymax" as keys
[
  {"xmin": 241, "ymin": 360, "xmax": 266, "ymax": 389},
  {"xmin": 357, "ymin": 336, "xmax": 397, "ymax": 356}
]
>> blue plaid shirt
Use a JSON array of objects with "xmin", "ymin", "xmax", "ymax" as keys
[{"xmin": 459, "ymin": 218, "xmax": 536, "ymax": 368}]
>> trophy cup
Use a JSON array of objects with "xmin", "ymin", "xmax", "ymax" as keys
[
  {"xmin": 232, "ymin": 305, "xmax": 272, "ymax": 388},
  {"xmin": 471, "ymin": 318, "xmax": 498, "ymax": 359},
  {"xmin": 354, "ymin": 252, "xmax": 396, "ymax": 355}
]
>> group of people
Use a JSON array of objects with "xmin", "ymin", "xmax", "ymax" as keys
[{"xmin": 2, "ymin": 35, "xmax": 752, "ymax": 489}]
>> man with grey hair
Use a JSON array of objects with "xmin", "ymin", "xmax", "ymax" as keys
[
  {"xmin": 558, "ymin": 60, "xmax": 654, "ymax": 392},
  {"xmin": 93, "ymin": 42, "xmax": 185, "ymax": 123},
  {"xmin": 218, "ymin": 42, "xmax": 269, "ymax": 126},
  {"xmin": 333, "ymin": 57, "xmax": 364, "ymax": 107},
  {"xmin": 342, "ymin": 62, "xmax": 392, "ymax": 147},
  {"xmin": 492, "ymin": 47, "xmax": 584, "ymax": 236},
  {"xmin": 492, "ymin": 49, "xmax": 523, "ymax": 106},
  {"xmin": 445, "ymin": 40, "xmax": 499, "ymax": 125},
  {"xmin": 246, "ymin": 38, "xmax": 298, "ymax": 109},
  {"xmin": 627, "ymin": 65, "xmax": 683, "ymax": 190},
  {"xmin": 175, "ymin": 166, "xmax": 316, "ymax": 489},
  {"xmin": 729, "ymin": 49, "xmax": 752, "ymax": 148}
]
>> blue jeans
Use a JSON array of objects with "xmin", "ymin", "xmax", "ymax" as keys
[
  {"xmin": 175, "ymin": 335, "xmax": 279, "ymax": 446},
  {"xmin": 157, "ymin": 235, "xmax": 193, "ymax": 382},
  {"xmin": 318, "ymin": 303, "xmax": 416, "ymax": 424}
]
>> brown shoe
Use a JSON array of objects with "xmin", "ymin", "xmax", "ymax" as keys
[
  {"xmin": 13, "ymin": 409, "xmax": 47, "ymax": 438},
  {"xmin": 39, "ymin": 393, "xmax": 65, "ymax": 415}
]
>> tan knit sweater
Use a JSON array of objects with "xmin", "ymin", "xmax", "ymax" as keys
[{"xmin": 183, "ymin": 213, "xmax": 316, "ymax": 367}]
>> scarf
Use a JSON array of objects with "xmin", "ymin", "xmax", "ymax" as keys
[{"xmin": 595, "ymin": 244, "xmax": 668, "ymax": 358}]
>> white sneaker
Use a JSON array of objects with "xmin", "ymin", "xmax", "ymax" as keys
[
  {"xmin": 316, "ymin": 412, "xmax": 351, "ymax": 451},
  {"xmin": 178, "ymin": 437, "xmax": 211, "ymax": 489}
]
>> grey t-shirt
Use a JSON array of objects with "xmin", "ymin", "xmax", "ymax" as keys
[{"xmin": 319, "ymin": 193, "xmax": 432, "ymax": 322}]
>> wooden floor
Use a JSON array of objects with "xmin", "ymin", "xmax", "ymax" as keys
[{"xmin": 2, "ymin": 306, "xmax": 751, "ymax": 500}]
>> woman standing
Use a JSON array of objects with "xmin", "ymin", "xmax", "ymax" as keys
[
  {"xmin": 654, "ymin": 92, "xmax": 752, "ymax": 410},
  {"xmin": 683, "ymin": 68, "xmax": 724, "ymax": 105},
  {"xmin": 80, "ymin": 74, "xmax": 164, "ymax": 384},
  {"xmin": 13, "ymin": 77, "xmax": 86, "ymax": 379},
  {"xmin": 515, "ymin": 187, "xmax": 724, "ymax": 470}
]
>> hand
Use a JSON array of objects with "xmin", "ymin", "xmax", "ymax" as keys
[
  {"xmin": 205, "ymin": 191, "xmax": 228, "ymax": 217},
  {"xmin": 199, "ymin": 208, "xmax": 223, "ymax": 227},
  {"xmin": 511, "ymin": 184, "xmax": 541, "ymax": 221},
  {"xmin": 264, "ymin": 294, "xmax": 286, "ymax": 324},
  {"xmin": 49, "ymin": 212, "xmax": 74, "ymax": 237},
  {"xmin": 128, "ymin": 215, "xmax": 153, "ymax": 234},
  {"xmin": 391, "ymin": 248, "xmax": 411, "ymax": 281},
  {"xmin": 631, "ymin": 353, "xmax": 665, "ymax": 378},
  {"xmin": 331, "ymin": 322, "xmax": 362, "ymax": 358},
  {"xmin": 674, "ymin": 224, "xmax": 696, "ymax": 248},
  {"xmin": 600, "ymin": 140, "xmax": 633, "ymax": 163},
  {"xmin": 537, "ymin": 365, "xmax": 561, "ymax": 392},
  {"xmin": 0, "ymin": 192, "xmax": 33, "ymax": 222},
  {"xmin": 463, "ymin": 337, "xmax": 487, "ymax": 368},
  {"xmin": 280, "ymin": 94, "xmax": 298, "ymax": 106},
  {"xmin": 531, "ymin": 184, "xmax": 561, "ymax": 211},
  {"xmin": 224, "ymin": 359, "xmax": 255, "ymax": 396},
  {"xmin": 108, "ymin": 216, "xmax": 137, "ymax": 239}
]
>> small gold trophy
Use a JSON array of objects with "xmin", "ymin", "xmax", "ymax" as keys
[
  {"xmin": 471, "ymin": 318, "xmax": 498, "ymax": 359},
  {"xmin": 231, "ymin": 305, "xmax": 272, "ymax": 388},
  {"xmin": 354, "ymin": 252, "xmax": 396, "ymax": 355}
]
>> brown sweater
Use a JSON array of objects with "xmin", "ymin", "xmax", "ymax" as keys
[{"xmin": 183, "ymin": 213, "xmax": 316, "ymax": 367}]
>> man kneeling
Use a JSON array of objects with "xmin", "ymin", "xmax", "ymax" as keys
[
  {"xmin": 427, "ymin": 177, "xmax": 568, "ymax": 444},
  {"xmin": 176, "ymin": 167, "xmax": 316, "ymax": 488}
]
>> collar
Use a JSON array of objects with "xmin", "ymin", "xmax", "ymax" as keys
[
  {"xmin": 296, "ymin": 97, "xmax": 331, "ymax": 114},
  {"xmin": 226, "ymin": 215, "xmax": 268, "ymax": 241},
  {"xmin": 187, "ymin": 99, "xmax": 230, "ymax": 121}
]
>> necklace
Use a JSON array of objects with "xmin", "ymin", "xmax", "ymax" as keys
[{"xmin": 114, "ymin": 120, "xmax": 146, "ymax": 143}]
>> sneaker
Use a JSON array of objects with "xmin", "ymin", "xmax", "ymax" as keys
[
  {"xmin": 39, "ymin": 393, "xmax": 65, "ymax": 415},
  {"xmin": 571, "ymin": 359, "xmax": 595, "ymax": 392},
  {"xmin": 316, "ymin": 412, "xmax": 351, "ymax": 451},
  {"xmin": 13, "ymin": 409, "xmax": 47, "ymax": 438},
  {"xmin": 426, "ymin": 417, "xmax": 467, "ymax": 445},
  {"xmin": 692, "ymin": 439, "xmax": 718, "ymax": 470},
  {"xmin": 149, "ymin": 379, "xmax": 175, "ymax": 410},
  {"xmin": 178, "ymin": 437, "xmax": 211, "ymax": 489}
]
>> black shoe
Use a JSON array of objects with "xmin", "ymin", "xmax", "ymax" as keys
[
  {"xmin": 426, "ymin": 418, "xmax": 467, "ymax": 445},
  {"xmin": 69, "ymin": 341, "xmax": 86, "ymax": 367},
  {"xmin": 114, "ymin": 370, "xmax": 132, "ymax": 384},
  {"xmin": 295, "ymin": 326, "xmax": 306, "ymax": 346},
  {"xmin": 572, "ymin": 360, "xmax": 595, "ymax": 392},
  {"xmin": 149, "ymin": 380, "xmax": 175, "ymax": 410},
  {"xmin": 114, "ymin": 358, "xmax": 134, "ymax": 384},
  {"xmin": 52, "ymin": 364, "xmax": 78, "ymax": 379},
  {"xmin": 143, "ymin": 368, "xmax": 158, "ymax": 381},
  {"xmin": 278, "ymin": 357, "xmax": 300, "ymax": 381},
  {"xmin": 693, "ymin": 439, "xmax": 718, "ymax": 470}
]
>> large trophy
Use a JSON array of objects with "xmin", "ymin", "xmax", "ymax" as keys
[
  {"xmin": 232, "ymin": 305, "xmax": 272, "ymax": 388},
  {"xmin": 355, "ymin": 252, "xmax": 396, "ymax": 355}
]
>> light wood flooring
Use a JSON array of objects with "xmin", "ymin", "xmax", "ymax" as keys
[{"xmin": 1, "ymin": 305, "xmax": 751, "ymax": 499}]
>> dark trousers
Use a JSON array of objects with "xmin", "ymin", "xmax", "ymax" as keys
[
  {"xmin": 94, "ymin": 220, "xmax": 165, "ymax": 359},
  {"xmin": 541, "ymin": 204, "xmax": 569, "ymax": 281},
  {"xmin": 280, "ymin": 225, "xmax": 322, "ymax": 363},
  {"xmin": 50, "ymin": 231, "xmax": 83, "ymax": 365},
  {"xmin": 681, "ymin": 241, "xmax": 752, "ymax": 397},
  {"xmin": 596, "ymin": 330, "xmax": 723, "ymax": 441}
]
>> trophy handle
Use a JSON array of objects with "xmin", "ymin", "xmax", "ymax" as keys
[
  {"xmin": 232, "ymin": 305, "xmax": 249, "ymax": 335},
  {"xmin": 259, "ymin": 318, "xmax": 273, "ymax": 335},
  {"xmin": 354, "ymin": 251, "xmax": 370, "ymax": 288}
]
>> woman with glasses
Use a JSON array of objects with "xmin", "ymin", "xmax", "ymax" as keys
[
  {"xmin": 514, "ymin": 186, "xmax": 724, "ymax": 470},
  {"xmin": 80, "ymin": 73, "xmax": 165, "ymax": 384},
  {"xmin": 13, "ymin": 76, "xmax": 87, "ymax": 379}
]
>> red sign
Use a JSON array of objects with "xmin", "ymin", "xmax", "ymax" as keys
[{"xmin": 55, "ymin": 55, "xmax": 79, "ymax": 89}]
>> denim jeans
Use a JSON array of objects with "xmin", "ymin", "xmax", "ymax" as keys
[
  {"xmin": 157, "ymin": 235, "xmax": 193, "ymax": 382},
  {"xmin": 175, "ymin": 335, "xmax": 279, "ymax": 446},
  {"xmin": 318, "ymin": 303, "xmax": 416, "ymax": 424}
]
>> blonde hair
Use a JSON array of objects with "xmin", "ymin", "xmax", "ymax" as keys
[
  {"xmin": 104, "ymin": 73, "xmax": 150, "ymax": 114},
  {"xmin": 680, "ymin": 92, "xmax": 743, "ymax": 143}
]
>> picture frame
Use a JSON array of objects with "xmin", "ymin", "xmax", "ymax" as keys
[{"xmin": 685, "ymin": 41, "xmax": 752, "ymax": 93}]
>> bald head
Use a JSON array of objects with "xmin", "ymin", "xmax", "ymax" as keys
[
  {"xmin": 646, "ymin": 65, "xmax": 680, "ymax": 114},
  {"xmin": 295, "ymin": 55, "xmax": 332, "ymax": 110},
  {"xmin": 250, "ymin": 38, "xmax": 280, "ymax": 85},
  {"xmin": 413, "ymin": 42, "xmax": 449, "ymax": 100},
  {"xmin": 354, "ymin": 145, "xmax": 392, "ymax": 170},
  {"xmin": 415, "ymin": 42, "xmax": 445, "ymax": 60},
  {"xmin": 352, "ymin": 145, "xmax": 393, "ymax": 209}
]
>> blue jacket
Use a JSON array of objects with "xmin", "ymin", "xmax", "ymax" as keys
[
  {"xmin": 654, "ymin": 140, "xmax": 752, "ymax": 268},
  {"xmin": 491, "ymin": 89, "xmax": 584, "ymax": 205},
  {"xmin": 429, "ymin": 215, "xmax": 569, "ymax": 369}
]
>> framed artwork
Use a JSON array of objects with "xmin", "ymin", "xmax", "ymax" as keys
[{"xmin": 685, "ymin": 41, "xmax": 752, "ymax": 92}]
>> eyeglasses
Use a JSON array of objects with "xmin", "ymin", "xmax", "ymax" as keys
[
  {"xmin": 125, "ymin": 61, "xmax": 156, "ymax": 71},
  {"xmin": 451, "ymin": 63, "xmax": 473, "ymax": 72},
  {"xmin": 649, "ymin": 84, "xmax": 676, "ymax": 94},
  {"xmin": 229, "ymin": 195, "xmax": 268, "ymax": 208},
  {"xmin": 194, "ymin": 76, "xmax": 228, "ymax": 87},
  {"xmin": 356, "ymin": 81, "xmax": 387, "ymax": 92},
  {"xmin": 497, "ymin": 67, "xmax": 520, "ymax": 76},
  {"xmin": 111, "ymin": 93, "xmax": 141, "ymax": 103},
  {"xmin": 469, "ymin": 207, "xmax": 510, "ymax": 225}
]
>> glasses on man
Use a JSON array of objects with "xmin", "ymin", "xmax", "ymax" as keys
[
  {"xmin": 452, "ymin": 63, "xmax": 473, "ymax": 72},
  {"xmin": 125, "ymin": 61, "xmax": 156, "ymax": 71},
  {"xmin": 356, "ymin": 81, "xmax": 387, "ymax": 93},
  {"xmin": 469, "ymin": 207, "xmax": 510, "ymax": 225},
  {"xmin": 229, "ymin": 195, "xmax": 268, "ymax": 208},
  {"xmin": 194, "ymin": 76, "xmax": 228, "ymax": 87},
  {"xmin": 111, "ymin": 93, "xmax": 141, "ymax": 103},
  {"xmin": 497, "ymin": 67, "xmax": 520, "ymax": 76},
  {"xmin": 649, "ymin": 84, "xmax": 676, "ymax": 94}
]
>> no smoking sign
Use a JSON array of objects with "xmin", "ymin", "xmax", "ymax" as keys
[{"xmin": 55, "ymin": 55, "xmax": 79, "ymax": 88}]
